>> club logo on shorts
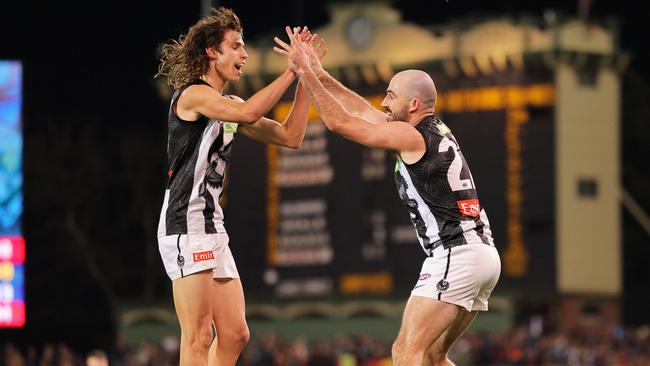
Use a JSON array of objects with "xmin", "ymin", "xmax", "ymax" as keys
[
  {"xmin": 192, "ymin": 250, "xmax": 215, "ymax": 262},
  {"xmin": 436, "ymin": 279, "xmax": 449, "ymax": 291},
  {"xmin": 419, "ymin": 273, "xmax": 431, "ymax": 281},
  {"xmin": 177, "ymin": 254, "xmax": 185, "ymax": 267}
]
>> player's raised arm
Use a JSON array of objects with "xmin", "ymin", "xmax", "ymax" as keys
[
  {"xmin": 180, "ymin": 72, "xmax": 296, "ymax": 124},
  {"xmin": 172, "ymin": 27, "xmax": 311, "ymax": 125},
  {"xmin": 299, "ymin": 33, "xmax": 388, "ymax": 124},
  {"xmin": 234, "ymin": 27, "xmax": 313, "ymax": 148},
  {"xmin": 274, "ymin": 32, "xmax": 423, "ymax": 156},
  {"xmin": 233, "ymin": 81, "xmax": 310, "ymax": 148}
]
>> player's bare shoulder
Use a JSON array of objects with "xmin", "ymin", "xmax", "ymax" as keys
[{"xmin": 395, "ymin": 120, "xmax": 426, "ymax": 164}]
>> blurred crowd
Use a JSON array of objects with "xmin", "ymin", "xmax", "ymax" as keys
[{"xmin": 2, "ymin": 323, "xmax": 650, "ymax": 366}]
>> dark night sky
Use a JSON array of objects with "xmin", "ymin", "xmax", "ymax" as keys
[
  {"xmin": 0, "ymin": 0, "xmax": 644, "ymax": 133},
  {"xmin": 1, "ymin": 0, "xmax": 649, "ymax": 347}
]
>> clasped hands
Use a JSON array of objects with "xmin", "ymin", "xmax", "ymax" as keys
[{"xmin": 273, "ymin": 26, "xmax": 328, "ymax": 77}]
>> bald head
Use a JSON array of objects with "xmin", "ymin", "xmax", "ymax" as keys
[{"xmin": 391, "ymin": 70, "xmax": 437, "ymax": 109}]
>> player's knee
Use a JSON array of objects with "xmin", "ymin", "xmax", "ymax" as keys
[
  {"xmin": 186, "ymin": 324, "xmax": 213, "ymax": 353},
  {"xmin": 391, "ymin": 338, "xmax": 405, "ymax": 359},
  {"xmin": 239, "ymin": 326, "xmax": 251, "ymax": 347},
  {"xmin": 220, "ymin": 326, "xmax": 250, "ymax": 353}
]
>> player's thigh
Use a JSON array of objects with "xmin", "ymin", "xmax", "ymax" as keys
[
  {"xmin": 396, "ymin": 296, "xmax": 462, "ymax": 351},
  {"xmin": 428, "ymin": 309, "xmax": 478, "ymax": 357},
  {"xmin": 210, "ymin": 242, "xmax": 246, "ymax": 334},
  {"xmin": 173, "ymin": 270, "xmax": 215, "ymax": 330},
  {"xmin": 211, "ymin": 278, "xmax": 248, "ymax": 336}
]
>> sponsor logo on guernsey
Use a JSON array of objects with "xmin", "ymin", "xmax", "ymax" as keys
[
  {"xmin": 436, "ymin": 279, "xmax": 450, "ymax": 291},
  {"xmin": 436, "ymin": 123, "xmax": 451, "ymax": 135},
  {"xmin": 223, "ymin": 122, "xmax": 238, "ymax": 133},
  {"xmin": 192, "ymin": 250, "xmax": 215, "ymax": 262},
  {"xmin": 457, "ymin": 199, "xmax": 480, "ymax": 217},
  {"xmin": 419, "ymin": 273, "xmax": 431, "ymax": 281}
]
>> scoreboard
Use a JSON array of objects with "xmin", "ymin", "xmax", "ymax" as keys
[{"xmin": 0, "ymin": 61, "xmax": 24, "ymax": 328}]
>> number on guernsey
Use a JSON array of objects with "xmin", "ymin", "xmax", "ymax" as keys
[{"xmin": 438, "ymin": 137, "xmax": 475, "ymax": 191}]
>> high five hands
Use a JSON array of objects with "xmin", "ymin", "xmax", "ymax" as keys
[{"xmin": 273, "ymin": 26, "xmax": 328, "ymax": 77}]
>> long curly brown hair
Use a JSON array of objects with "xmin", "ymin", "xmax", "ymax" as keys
[{"xmin": 156, "ymin": 7, "xmax": 242, "ymax": 89}]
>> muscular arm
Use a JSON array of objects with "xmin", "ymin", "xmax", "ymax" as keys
[
  {"xmin": 178, "ymin": 68, "xmax": 296, "ymax": 124},
  {"xmin": 270, "ymin": 28, "xmax": 420, "ymax": 152},
  {"xmin": 300, "ymin": 67, "xmax": 423, "ymax": 155},
  {"xmin": 289, "ymin": 32, "xmax": 386, "ymax": 124},
  {"xmin": 317, "ymin": 71, "xmax": 388, "ymax": 124},
  {"xmin": 237, "ymin": 82, "xmax": 310, "ymax": 148}
]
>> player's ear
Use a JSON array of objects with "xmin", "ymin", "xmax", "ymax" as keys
[
  {"xmin": 408, "ymin": 98, "xmax": 420, "ymax": 113},
  {"xmin": 205, "ymin": 47, "xmax": 219, "ymax": 60}
]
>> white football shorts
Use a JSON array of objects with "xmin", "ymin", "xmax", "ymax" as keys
[
  {"xmin": 158, "ymin": 232, "xmax": 239, "ymax": 281},
  {"xmin": 411, "ymin": 243, "xmax": 501, "ymax": 311}
]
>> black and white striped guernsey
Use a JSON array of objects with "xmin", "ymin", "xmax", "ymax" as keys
[
  {"xmin": 157, "ymin": 79, "xmax": 237, "ymax": 236},
  {"xmin": 394, "ymin": 115, "xmax": 494, "ymax": 256}
]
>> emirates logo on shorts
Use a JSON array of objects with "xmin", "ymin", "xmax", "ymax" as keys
[
  {"xmin": 436, "ymin": 279, "xmax": 449, "ymax": 291},
  {"xmin": 419, "ymin": 273, "xmax": 431, "ymax": 281},
  {"xmin": 193, "ymin": 250, "xmax": 215, "ymax": 262}
]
